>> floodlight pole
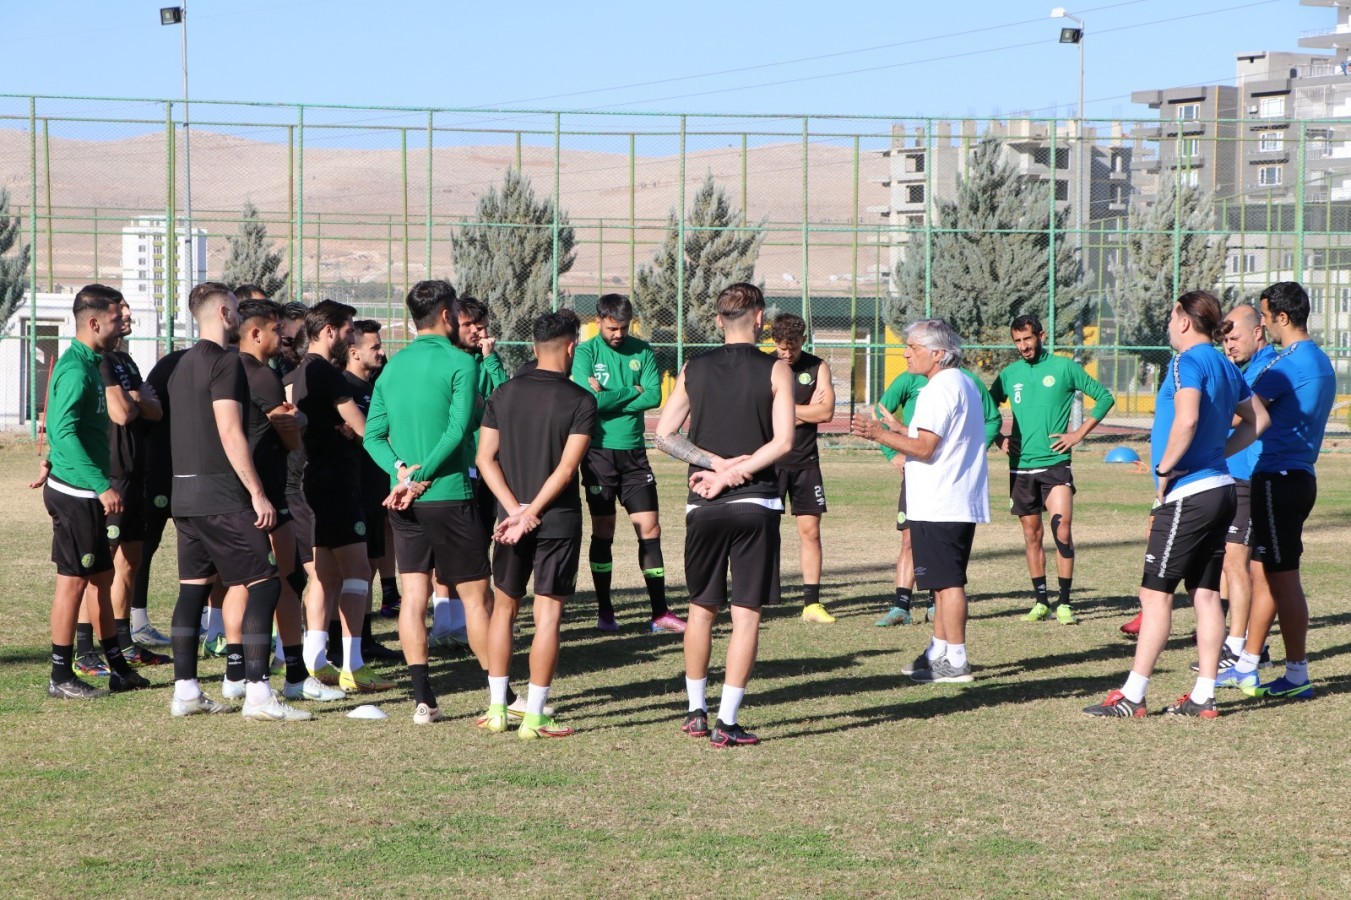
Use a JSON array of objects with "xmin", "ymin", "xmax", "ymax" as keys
[
  {"xmin": 162, "ymin": 3, "xmax": 193, "ymax": 338},
  {"xmin": 1052, "ymin": 7, "xmax": 1086, "ymax": 425}
]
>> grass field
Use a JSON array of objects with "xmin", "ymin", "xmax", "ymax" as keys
[{"xmin": 4, "ymin": 438, "xmax": 1351, "ymax": 898}]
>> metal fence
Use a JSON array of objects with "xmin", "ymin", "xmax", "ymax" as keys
[{"xmin": 4, "ymin": 93, "xmax": 1351, "ymax": 433}]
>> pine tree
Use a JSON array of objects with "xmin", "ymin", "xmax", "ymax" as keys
[
  {"xmin": 221, "ymin": 201, "xmax": 289, "ymax": 299},
  {"xmin": 450, "ymin": 168, "xmax": 575, "ymax": 365},
  {"xmin": 0, "ymin": 187, "xmax": 32, "ymax": 333},
  {"xmin": 1107, "ymin": 178, "xmax": 1228, "ymax": 378},
  {"xmin": 888, "ymin": 138, "xmax": 1084, "ymax": 370},
  {"xmin": 632, "ymin": 174, "xmax": 766, "ymax": 351}
]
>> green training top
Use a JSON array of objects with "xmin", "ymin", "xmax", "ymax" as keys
[
  {"xmin": 46, "ymin": 339, "xmax": 112, "ymax": 494},
  {"xmin": 470, "ymin": 351, "xmax": 509, "ymax": 459},
  {"xmin": 570, "ymin": 333, "xmax": 661, "ymax": 450},
  {"xmin": 988, "ymin": 350, "xmax": 1115, "ymax": 470},
  {"xmin": 875, "ymin": 369, "xmax": 1001, "ymax": 461},
  {"xmin": 363, "ymin": 333, "xmax": 478, "ymax": 502}
]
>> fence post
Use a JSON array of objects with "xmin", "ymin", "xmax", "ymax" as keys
[
  {"xmin": 297, "ymin": 105, "xmax": 305, "ymax": 303},
  {"xmin": 923, "ymin": 119, "xmax": 934, "ymax": 318},
  {"xmin": 1047, "ymin": 120, "xmax": 1058, "ymax": 351},
  {"xmin": 27, "ymin": 97, "xmax": 38, "ymax": 436},
  {"xmin": 850, "ymin": 134, "xmax": 860, "ymax": 415},
  {"xmin": 426, "ymin": 110, "xmax": 434, "ymax": 284},
  {"xmin": 165, "ymin": 101, "xmax": 178, "ymax": 353},
  {"xmin": 552, "ymin": 111, "xmax": 561, "ymax": 311},
  {"xmin": 401, "ymin": 128, "xmax": 410, "ymax": 305},
  {"xmin": 43, "ymin": 119, "xmax": 54, "ymax": 292},
  {"xmin": 1294, "ymin": 122, "xmax": 1306, "ymax": 285},
  {"xmin": 677, "ymin": 115, "xmax": 687, "ymax": 370},
  {"xmin": 801, "ymin": 117, "xmax": 810, "ymax": 335},
  {"xmin": 287, "ymin": 124, "xmax": 295, "ymax": 303}
]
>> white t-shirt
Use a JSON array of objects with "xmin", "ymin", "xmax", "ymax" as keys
[{"xmin": 904, "ymin": 366, "xmax": 991, "ymax": 523}]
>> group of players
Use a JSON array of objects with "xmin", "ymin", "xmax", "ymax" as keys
[{"xmin": 33, "ymin": 270, "xmax": 1333, "ymax": 741}]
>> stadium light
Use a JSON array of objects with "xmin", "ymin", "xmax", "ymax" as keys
[{"xmin": 160, "ymin": 7, "xmax": 182, "ymax": 26}]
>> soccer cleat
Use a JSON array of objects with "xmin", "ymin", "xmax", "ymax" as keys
[
  {"xmin": 519, "ymin": 713, "xmax": 574, "ymax": 740},
  {"xmin": 1245, "ymin": 676, "xmax": 1315, "ymax": 701},
  {"xmin": 48, "ymin": 677, "xmax": 108, "ymax": 700},
  {"xmin": 131, "ymin": 623, "xmax": 172, "ymax": 648},
  {"xmin": 362, "ymin": 638, "xmax": 403, "ymax": 662},
  {"xmin": 378, "ymin": 601, "xmax": 401, "ymax": 619},
  {"xmin": 201, "ymin": 635, "xmax": 228, "ymax": 659},
  {"xmin": 74, "ymin": 653, "xmax": 110, "ymax": 678},
  {"xmin": 650, "ymin": 612, "xmax": 688, "ymax": 634},
  {"xmin": 708, "ymin": 719, "xmax": 759, "ymax": 748},
  {"xmin": 282, "ymin": 676, "xmax": 346, "ymax": 702},
  {"xmin": 506, "ymin": 695, "xmax": 554, "ymax": 722},
  {"xmin": 1082, "ymin": 690, "xmax": 1147, "ymax": 718},
  {"xmin": 429, "ymin": 628, "xmax": 467, "ymax": 650},
  {"xmin": 900, "ymin": 651, "xmax": 932, "ymax": 677},
  {"xmin": 125, "ymin": 645, "xmax": 171, "ymax": 667},
  {"xmin": 1054, "ymin": 604, "xmax": 1078, "ymax": 625},
  {"xmin": 220, "ymin": 677, "xmax": 247, "ymax": 700},
  {"xmin": 170, "ymin": 693, "xmax": 232, "ymax": 717},
  {"xmin": 1191, "ymin": 644, "xmax": 1240, "ymax": 674},
  {"xmin": 109, "ymin": 670, "xmax": 151, "ymax": 693},
  {"xmin": 1120, "ymin": 613, "xmax": 1142, "ymax": 636},
  {"xmin": 413, "ymin": 703, "xmax": 443, "ymax": 725},
  {"xmin": 477, "ymin": 704, "xmax": 510, "ymax": 733},
  {"xmin": 909, "ymin": 658, "xmax": 974, "ymax": 684},
  {"xmin": 271, "ymin": 659, "xmax": 286, "ymax": 677},
  {"xmin": 925, "ymin": 605, "xmax": 936, "ymax": 623},
  {"xmin": 338, "ymin": 666, "xmax": 395, "ymax": 693},
  {"xmin": 874, "ymin": 606, "xmax": 912, "ymax": 627},
  {"xmin": 681, "ymin": 708, "xmax": 710, "ymax": 738},
  {"xmin": 801, "ymin": 603, "xmax": 836, "ymax": 624},
  {"xmin": 308, "ymin": 663, "xmax": 341, "ymax": 686},
  {"xmin": 241, "ymin": 694, "xmax": 314, "ymax": 722},
  {"xmin": 596, "ymin": 614, "xmax": 620, "ymax": 633},
  {"xmin": 1163, "ymin": 693, "xmax": 1219, "ymax": 719},
  {"xmin": 1259, "ymin": 645, "xmax": 1273, "ymax": 668},
  {"xmin": 1022, "ymin": 602, "xmax": 1051, "ymax": 622}
]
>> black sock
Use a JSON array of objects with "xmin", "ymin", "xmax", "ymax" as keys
[
  {"xmin": 1032, "ymin": 576, "xmax": 1049, "ymax": 605},
  {"xmin": 242, "ymin": 579, "xmax": 281, "ymax": 684},
  {"xmin": 225, "ymin": 643, "xmax": 245, "ymax": 682},
  {"xmin": 1220, "ymin": 597, "xmax": 1230, "ymax": 617},
  {"xmin": 638, "ymin": 537, "xmax": 667, "ymax": 618},
  {"xmin": 362, "ymin": 613, "xmax": 374, "ymax": 641},
  {"xmin": 1056, "ymin": 577, "xmax": 1072, "ymax": 609},
  {"xmin": 115, "ymin": 617, "xmax": 135, "ymax": 654},
  {"xmin": 75, "ymin": 622, "xmax": 95, "ymax": 657},
  {"xmin": 894, "ymin": 587, "xmax": 913, "ymax": 612},
  {"xmin": 328, "ymin": 619, "xmax": 343, "ymax": 667},
  {"xmin": 590, "ymin": 537, "xmax": 615, "ymax": 619},
  {"xmin": 171, "ymin": 582, "xmax": 212, "ymax": 682},
  {"xmin": 285, "ymin": 568, "xmax": 307, "ymax": 600},
  {"xmin": 803, "ymin": 584, "xmax": 821, "ymax": 608},
  {"xmin": 283, "ymin": 644, "xmax": 307, "ymax": 685},
  {"xmin": 51, "ymin": 643, "xmax": 75, "ymax": 683},
  {"xmin": 409, "ymin": 663, "xmax": 435, "ymax": 707},
  {"xmin": 507, "ymin": 685, "xmax": 518, "ymax": 707},
  {"xmin": 101, "ymin": 638, "xmax": 133, "ymax": 677},
  {"xmin": 381, "ymin": 576, "xmax": 400, "ymax": 604}
]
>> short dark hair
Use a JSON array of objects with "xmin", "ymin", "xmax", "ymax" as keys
[
  {"xmin": 533, "ymin": 312, "xmax": 576, "ymax": 344},
  {"xmin": 715, "ymin": 282, "xmax": 764, "ymax": 322},
  {"xmin": 233, "ymin": 283, "xmax": 268, "ymax": 301},
  {"xmin": 405, "ymin": 279, "xmax": 459, "ymax": 331},
  {"xmin": 238, "ymin": 298, "xmax": 282, "ymax": 325},
  {"xmin": 1260, "ymin": 281, "xmax": 1310, "ymax": 330},
  {"xmin": 596, "ymin": 293, "xmax": 633, "ymax": 323},
  {"xmin": 305, "ymin": 298, "xmax": 357, "ymax": 341},
  {"xmin": 557, "ymin": 307, "xmax": 581, "ymax": 338},
  {"xmin": 72, "ymin": 284, "xmax": 123, "ymax": 318},
  {"xmin": 1176, "ymin": 290, "xmax": 1224, "ymax": 341},
  {"xmin": 281, "ymin": 301, "xmax": 308, "ymax": 322},
  {"xmin": 770, "ymin": 313, "xmax": 806, "ymax": 343},
  {"xmin": 457, "ymin": 297, "xmax": 488, "ymax": 325},
  {"xmin": 188, "ymin": 281, "xmax": 235, "ymax": 317},
  {"xmin": 1010, "ymin": 314, "xmax": 1044, "ymax": 335},
  {"xmin": 353, "ymin": 319, "xmax": 381, "ymax": 337}
]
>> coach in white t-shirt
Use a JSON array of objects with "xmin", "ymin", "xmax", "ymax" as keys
[{"xmin": 853, "ymin": 318, "xmax": 989, "ymax": 684}]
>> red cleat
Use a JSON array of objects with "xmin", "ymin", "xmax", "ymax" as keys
[{"xmin": 1120, "ymin": 613, "xmax": 1142, "ymax": 636}]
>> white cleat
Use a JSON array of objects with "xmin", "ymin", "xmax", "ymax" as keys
[
  {"xmin": 221, "ymin": 677, "xmax": 247, "ymax": 700},
  {"xmin": 170, "ymin": 693, "xmax": 233, "ymax": 717},
  {"xmin": 242, "ymin": 694, "xmax": 314, "ymax": 722},
  {"xmin": 283, "ymin": 676, "xmax": 346, "ymax": 702},
  {"xmin": 413, "ymin": 703, "xmax": 443, "ymax": 725}
]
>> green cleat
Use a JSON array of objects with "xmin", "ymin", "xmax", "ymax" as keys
[
  {"xmin": 1054, "ymin": 604, "xmax": 1078, "ymax": 625},
  {"xmin": 1022, "ymin": 602, "xmax": 1051, "ymax": 622},
  {"xmin": 477, "ymin": 704, "xmax": 510, "ymax": 734},
  {"xmin": 874, "ymin": 606, "xmax": 912, "ymax": 627},
  {"xmin": 201, "ymin": 635, "xmax": 228, "ymax": 658},
  {"xmin": 518, "ymin": 712, "xmax": 574, "ymax": 740}
]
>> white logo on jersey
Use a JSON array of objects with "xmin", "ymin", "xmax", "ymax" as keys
[
  {"xmin": 1042, "ymin": 375, "xmax": 1056, "ymax": 388},
  {"xmin": 593, "ymin": 362, "xmax": 609, "ymax": 386},
  {"xmin": 1012, "ymin": 382, "xmax": 1024, "ymax": 404}
]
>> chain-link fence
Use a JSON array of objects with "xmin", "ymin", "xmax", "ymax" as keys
[{"xmin": 4, "ymin": 94, "xmax": 1351, "ymax": 433}]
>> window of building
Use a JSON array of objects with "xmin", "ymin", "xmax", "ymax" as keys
[
  {"xmin": 906, "ymin": 185, "xmax": 925, "ymax": 204},
  {"xmin": 1341, "ymin": 288, "xmax": 1350, "ymax": 313},
  {"xmin": 1182, "ymin": 169, "xmax": 1199, "ymax": 188},
  {"xmin": 1281, "ymin": 252, "xmax": 1294, "ymax": 269},
  {"xmin": 904, "ymin": 153, "xmax": 925, "ymax": 174},
  {"xmin": 1177, "ymin": 103, "xmax": 1200, "ymax": 120},
  {"xmin": 1258, "ymin": 166, "xmax": 1283, "ymax": 186},
  {"xmin": 906, "ymin": 215, "xmax": 925, "ymax": 227},
  {"xmin": 1258, "ymin": 96, "xmax": 1285, "ymax": 118},
  {"xmin": 1180, "ymin": 138, "xmax": 1201, "ymax": 158},
  {"xmin": 1311, "ymin": 288, "xmax": 1325, "ymax": 313},
  {"xmin": 1244, "ymin": 254, "xmax": 1257, "ymax": 273},
  {"xmin": 1259, "ymin": 132, "xmax": 1284, "ymax": 152},
  {"xmin": 1054, "ymin": 180, "xmax": 1069, "ymax": 201}
]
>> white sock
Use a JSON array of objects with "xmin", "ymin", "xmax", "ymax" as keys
[
  {"xmin": 1191, "ymin": 677, "xmax": 1216, "ymax": 705},
  {"xmin": 526, "ymin": 683, "xmax": 550, "ymax": 716},
  {"xmin": 342, "ymin": 636, "xmax": 363, "ymax": 673},
  {"xmin": 926, "ymin": 639, "xmax": 948, "ymax": 662},
  {"xmin": 686, "ymin": 676, "xmax": 708, "ymax": 712},
  {"xmin": 1234, "ymin": 649, "xmax": 1261, "ymax": 675},
  {"xmin": 131, "ymin": 608, "xmax": 150, "ymax": 631},
  {"xmin": 488, "ymin": 675, "xmax": 510, "ymax": 707},
  {"xmin": 1122, "ymin": 671, "xmax": 1150, "ymax": 704},
  {"xmin": 1286, "ymin": 659, "xmax": 1309, "ymax": 683},
  {"xmin": 204, "ymin": 606, "xmax": 224, "ymax": 642},
  {"xmin": 431, "ymin": 596, "xmax": 452, "ymax": 634},
  {"xmin": 174, "ymin": 678, "xmax": 201, "ymax": 702},
  {"xmin": 447, "ymin": 598, "xmax": 466, "ymax": 632},
  {"xmin": 245, "ymin": 680, "xmax": 272, "ymax": 705},
  {"xmin": 717, "ymin": 686, "xmax": 746, "ymax": 726},
  {"xmin": 302, "ymin": 630, "xmax": 328, "ymax": 673},
  {"xmin": 946, "ymin": 642, "xmax": 968, "ymax": 668},
  {"xmin": 1224, "ymin": 635, "xmax": 1245, "ymax": 655}
]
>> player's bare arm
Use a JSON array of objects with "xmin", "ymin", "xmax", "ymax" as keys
[{"xmin": 214, "ymin": 398, "xmax": 276, "ymax": 530}]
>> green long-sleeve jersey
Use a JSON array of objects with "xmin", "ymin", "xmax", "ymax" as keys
[
  {"xmin": 875, "ymin": 369, "xmax": 1001, "ymax": 461},
  {"xmin": 571, "ymin": 334, "xmax": 661, "ymax": 450},
  {"xmin": 470, "ymin": 351, "xmax": 509, "ymax": 460},
  {"xmin": 46, "ymin": 339, "xmax": 112, "ymax": 493},
  {"xmin": 363, "ymin": 333, "xmax": 478, "ymax": 502},
  {"xmin": 988, "ymin": 350, "xmax": 1114, "ymax": 470}
]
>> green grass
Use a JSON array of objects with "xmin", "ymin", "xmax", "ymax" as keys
[{"xmin": 4, "ymin": 440, "xmax": 1351, "ymax": 897}]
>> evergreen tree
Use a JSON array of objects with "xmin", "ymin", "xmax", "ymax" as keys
[
  {"xmin": 0, "ymin": 188, "xmax": 32, "ymax": 333},
  {"xmin": 888, "ymin": 138, "xmax": 1084, "ymax": 370},
  {"xmin": 221, "ymin": 201, "xmax": 289, "ymax": 299},
  {"xmin": 450, "ymin": 168, "xmax": 575, "ymax": 365},
  {"xmin": 632, "ymin": 174, "xmax": 766, "ymax": 352}
]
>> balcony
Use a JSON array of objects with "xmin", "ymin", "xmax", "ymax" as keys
[{"xmin": 1299, "ymin": 24, "xmax": 1351, "ymax": 50}]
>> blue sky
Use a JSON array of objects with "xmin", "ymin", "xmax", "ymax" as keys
[{"xmin": 0, "ymin": 0, "xmax": 1329, "ymax": 120}]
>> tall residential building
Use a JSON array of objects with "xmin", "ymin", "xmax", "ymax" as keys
[{"xmin": 120, "ymin": 216, "xmax": 207, "ymax": 317}]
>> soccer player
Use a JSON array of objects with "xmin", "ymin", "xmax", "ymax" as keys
[
  {"xmin": 364, "ymin": 280, "xmax": 494, "ymax": 725},
  {"xmin": 989, "ymin": 315, "xmax": 1115, "ymax": 625},
  {"xmin": 655, "ymin": 282, "xmax": 795, "ymax": 748},
  {"xmin": 1083, "ymin": 291, "xmax": 1265, "ymax": 718},
  {"xmin": 1227, "ymin": 282, "xmax": 1335, "ymax": 700},
  {"xmin": 476, "ymin": 311, "xmax": 597, "ymax": 739},
  {"xmin": 852, "ymin": 319, "xmax": 990, "ymax": 684},
  {"xmin": 574, "ymin": 294, "xmax": 686, "ymax": 634},
  {"xmin": 769, "ymin": 313, "xmax": 838, "ymax": 624},
  {"xmin": 166, "ymin": 282, "xmax": 306, "ymax": 720},
  {"xmin": 35, "ymin": 285, "xmax": 151, "ymax": 699},
  {"xmin": 276, "ymin": 301, "xmax": 309, "ymax": 377},
  {"xmin": 285, "ymin": 299, "xmax": 392, "ymax": 693}
]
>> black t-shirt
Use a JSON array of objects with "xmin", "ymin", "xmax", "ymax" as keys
[
  {"xmin": 685, "ymin": 344, "xmax": 779, "ymax": 505},
  {"xmin": 241, "ymin": 354, "xmax": 288, "ymax": 506},
  {"xmin": 481, "ymin": 368, "xmax": 596, "ymax": 539},
  {"xmin": 343, "ymin": 368, "xmax": 388, "ymax": 506},
  {"xmin": 142, "ymin": 348, "xmax": 188, "ymax": 496},
  {"xmin": 168, "ymin": 340, "xmax": 251, "ymax": 517},
  {"xmin": 284, "ymin": 353, "xmax": 358, "ymax": 487},
  {"xmin": 782, "ymin": 350, "xmax": 823, "ymax": 471},
  {"xmin": 100, "ymin": 350, "xmax": 147, "ymax": 480}
]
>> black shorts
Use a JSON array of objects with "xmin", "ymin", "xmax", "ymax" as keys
[
  {"xmin": 105, "ymin": 477, "xmax": 146, "ymax": 545},
  {"xmin": 777, "ymin": 467, "xmax": 827, "ymax": 516},
  {"xmin": 175, "ymin": 510, "xmax": 277, "ymax": 587},
  {"xmin": 389, "ymin": 500, "xmax": 491, "ymax": 584},
  {"xmin": 1140, "ymin": 484, "xmax": 1235, "ymax": 595},
  {"xmin": 684, "ymin": 501, "xmax": 782, "ymax": 609},
  {"xmin": 493, "ymin": 532, "xmax": 582, "ymax": 599},
  {"xmin": 44, "ymin": 480, "xmax": 114, "ymax": 577},
  {"xmin": 896, "ymin": 479, "xmax": 910, "ymax": 533},
  {"xmin": 143, "ymin": 482, "xmax": 172, "ymax": 549},
  {"xmin": 582, "ymin": 448, "xmax": 659, "ymax": 516},
  {"xmin": 472, "ymin": 475, "xmax": 498, "ymax": 539},
  {"xmin": 362, "ymin": 499, "xmax": 387, "ymax": 560},
  {"xmin": 910, "ymin": 520, "xmax": 976, "ymax": 592},
  {"xmin": 287, "ymin": 490, "xmax": 314, "ymax": 565},
  {"xmin": 1009, "ymin": 464, "xmax": 1075, "ymax": 517},
  {"xmin": 1225, "ymin": 479, "xmax": 1252, "ymax": 547},
  {"xmin": 304, "ymin": 479, "xmax": 367, "ymax": 551},
  {"xmin": 1251, "ymin": 470, "xmax": 1317, "ymax": 573}
]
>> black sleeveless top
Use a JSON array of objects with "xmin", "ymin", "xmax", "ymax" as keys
[
  {"xmin": 781, "ymin": 350, "xmax": 823, "ymax": 470},
  {"xmin": 684, "ymin": 344, "xmax": 779, "ymax": 505}
]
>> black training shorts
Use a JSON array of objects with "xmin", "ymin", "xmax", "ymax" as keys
[
  {"xmin": 492, "ymin": 532, "xmax": 582, "ymax": 599},
  {"xmin": 1009, "ymin": 463, "xmax": 1075, "ymax": 517},
  {"xmin": 896, "ymin": 478, "xmax": 910, "ymax": 533},
  {"xmin": 1140, "ymin": 484, "xmax": 1235, "ymax": 595},
  {"xmin": 1250, "ymin": 470, "xmax": 1317, "ymax": 573},
  {"xmin": 175, "ymin": 510, "xmax": 278, "ymax": 586},
  {"xmin": 44, "ymin": 480, "xmax": 114, "ymax": 577},
  {"xmin": 304, "ymin": 480, "xmax": 367, "ymax": 551},
  {"xmin": 287, "ymin": 490, "xmax": 314, "ymax": 565},
  {"xmin": 1224, "ymin": 479, "xmax": 1252, "ymax": 547},
  {"xmin": 684, "ymin": 500, "xmax": 782, "ymax": 609},
  {"xmin": 105, "ymin": 477, "xmax": 146, "ymax": 545},
  {"xmin": 910, "ymin": 520, "xmax": 976, "ymax": 592},
  {"xmin": 389, "ymin": 500, "xmax": 491, "ymax": 584},
  {"xmin": 582, "ymin": 448, "xmax": 659, "ymax": 517},
  {"xmin": 776, "ymin": 466, "xmax": 827, "ymax": 517}
]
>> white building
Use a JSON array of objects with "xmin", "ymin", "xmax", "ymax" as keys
[{"xmin": 120, "ymin": 216, "xmax": 207, "ymax": 333}]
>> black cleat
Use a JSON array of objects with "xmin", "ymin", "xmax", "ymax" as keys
[
  {"xmin": 362, "ymin": 639, "xmax": 403, "ymax": 662},
  {"xmin": 48, "ymin": 677, "xmax": 108, "ymax": 700},
  {"xmin": 681, "ymin": 709, "xmax": 709, "ymax": 738},
  {"xmin": 109, "ymin": 670, "xmax": 152, "ymax": 692},
  {"xmin": 709, "ymin": 719, "xmax": 760, "ymax": 748}
]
